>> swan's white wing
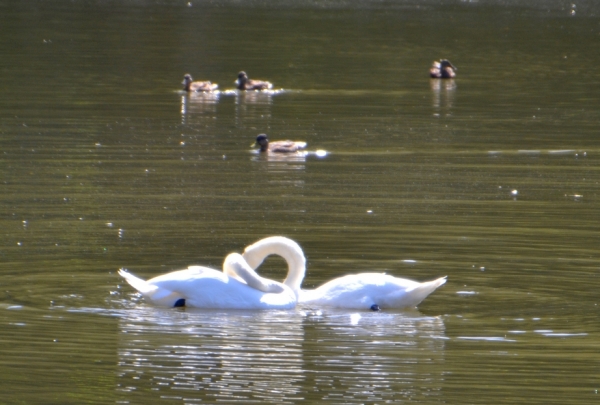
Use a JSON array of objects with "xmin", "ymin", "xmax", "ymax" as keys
[
  {"xmin": 300, "ymin": 273, "xmax": 446, "ymax": 309},
  {"xmin": 145, "ymin": 266, "xmax": 215, "ymax": 284},
  {"xmin": 119, "ymin": 267, "xmax": 228, "ymax": 306},
  {"xmin": 119, "ymin": 264, "xmax": 296, "ymax": 310},
  {"xmin": 300, "ymin": 273, "xmax": 385, "ymax": 308}
]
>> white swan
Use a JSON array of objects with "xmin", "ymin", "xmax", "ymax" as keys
[
  {"xmin": 118, "ymin": 252, "xmax": 299, "ymax": 309},
  {"xmin": 241, "ymin": 236, "xmax": 447, "ymax": 310}
]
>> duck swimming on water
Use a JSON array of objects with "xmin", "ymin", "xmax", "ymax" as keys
[
  {"xmin": 182, "ymin": 74, "xmax": 218, "ymax": 92},
  {"xmin": 429, "ymin": 59, "xmax": 457, "ymax": 79},
  {"xmin": 254, "ymin": 134, "xmax": 307, "ymax": 153},
  {"xmin": 236, "ymin": 71, "xmax": 273, "ymax": 91}
]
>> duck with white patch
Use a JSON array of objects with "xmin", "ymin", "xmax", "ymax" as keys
[
  {"xmin": 429, "ymin": 59, "xmax": 457, "ymax": 79},
  {"xmin": 253, "ymin": 134, "xmax": 307, "ymax": 154},
  {"xmin": 235, "ymin": 71, "xmax": 273, "ymax": 91},
  {"xmin": 182, "ymin": 74, "xmax": 218, "ymax": 92}
]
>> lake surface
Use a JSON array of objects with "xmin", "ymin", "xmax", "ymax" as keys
[{"xmin": 1, "ymin": 0, "xmax": 599, "ymax": 403}]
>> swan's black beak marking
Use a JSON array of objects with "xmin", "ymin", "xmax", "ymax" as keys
[
  {"xmin": 174, "ymin": 298, "xmax": 186, "ymax": 308},
  {"xmin": 370, "ymin": 304, "xmax": 380, "ymax": 311}
]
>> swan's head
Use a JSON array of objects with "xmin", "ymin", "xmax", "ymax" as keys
[{"xmin": 242, "ymin": 236, "xmax": 306, "ymax": 299}]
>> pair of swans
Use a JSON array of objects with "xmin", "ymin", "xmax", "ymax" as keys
[{"xmin": 119, "ymin": 236, "xmax": 446, "ymax": 311}]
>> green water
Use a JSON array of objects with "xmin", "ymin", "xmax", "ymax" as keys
[{"xmin": 1, "ymin": 0, "xmax": 599, "ymax": 403}]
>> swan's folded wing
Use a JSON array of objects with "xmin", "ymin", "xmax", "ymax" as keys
[{"xmin": 299, "ymin": 274, "xmax": 447, "ymax": 309}]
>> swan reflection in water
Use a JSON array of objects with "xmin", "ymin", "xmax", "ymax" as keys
[
  {"xmin": 115, "ymin": 305, "xmax": 445, "ymax": 404},
  {"xmin": 116, "ymin": 307, "xmax": 305, "ymax": 403}
]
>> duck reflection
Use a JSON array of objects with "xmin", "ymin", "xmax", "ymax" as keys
[
  {"xmin": 235, "ymin": 88, "xmax": 277, "ymax": 105},
  {"xmin": 180, "ymin": 93, "xmax": 220, "ymax": 124},
  {"xmin": 430, "ymin": 78, "xmax": 456, "ymax": 114},
  {"xmin": 229, "ymin": 90, "xmax": 275, "ymax": 129},
  {"xmin": 251, "ymin": 150, "xmax": 307, "ymax": 191},
  {"xmin": 252, "ymin": 149, "xmax": 308, "ymax": 165},
  {"xmin": 115, "ymin": 306, "xmax": 445, "ymax": 403}
]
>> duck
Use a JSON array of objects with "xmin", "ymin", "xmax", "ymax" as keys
[
  {"xmin": 240, "ymin": 236, "xmax": 447, "ymax": 310},
  {"xmin": 235, "ymin": 71, "xmax": 273, "ymax": 91},
  {"xmin": 429, "ymin": 59, "xmax": 457, "ymax": 79},
  {"xmin": 118, "ymin": 247, "xmax": 304, "ymax": 309},
  {"xmin": 182, "ymin": 74, "xmax": 218, "ymax": 92},
  {"xmin": 254, "ymin": 133, "xmax": 307, "ymax": 153}
]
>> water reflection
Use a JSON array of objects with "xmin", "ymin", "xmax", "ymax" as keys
[
  {"xmin": 252, "ymin": 149, "xmax": 307, "ymax": 166},
  {"xmin": 116, "ymin": 307, "xmax": 446, "ymax": 403},
  {"xmin": 247, "ymin": 151, "xmax": 307, "ymax": 200},
  {"xmin": 5, "ymin": 0, "xmax": 600, "ymax": 403},
  {"xmin": 180, "ymin": 92, "xmax": 220, "ymax": 122},
  {"xmin": 301, "ymin": 310, "xmax": 446, "ymax": 402},
  {"xmin": 117, "ymin": 307, "xmax": 306, "ymax": 404},
  {"xmin": 222, "ymin": 90, "xmax": 275, "ymax": 131},
  {"xmin": 430, "ymin": 78, "xmax": 456, "ymax": 114},
  {"xmin": 235, "ymin": 90, "xmax": 273, "ymax": 106},
  {"xmin": 250, "ymin": 150, "xmax": 328, "ymax": 190}
]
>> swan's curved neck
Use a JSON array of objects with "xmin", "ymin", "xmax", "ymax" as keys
[{"xmin": 242, "ymin": 236, "xmax": 306, "ymax": 298}]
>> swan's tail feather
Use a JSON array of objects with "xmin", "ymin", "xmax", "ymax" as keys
[
  {"xmin": 406, "ymin": 276, "xmax": 447, "ymax": 307},
  {"xmin": 118, "ymin": 269, "xmax": 159, "ymax": 296},
  {"xmin": 118, "ymin": 269, "xmax": 183, "ymax": 306},
  {"xmin": 119, "ymin": 270, "xmax": 163, "ymax": 296}
]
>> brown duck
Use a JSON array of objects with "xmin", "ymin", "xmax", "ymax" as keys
[
  {"xmin": 236, "ymin": 71, "xmax": 273, "ymax": 91},
  {"xmin": 429, "ymin": 60, "xmax": 457, "ymax": 79},
  {"xmin": 254, "ymin": 134, "xmax": 307, "ymax": 153},
  {"xmin": 182, "ymin": 74, "xmax": 218, "ymax": 92}
]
